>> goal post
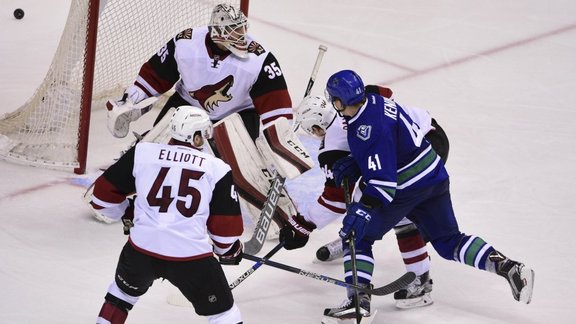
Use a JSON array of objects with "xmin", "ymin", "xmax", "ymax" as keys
[{"xmin": 0, "ymin": 0, "xmax": 249, "ymax": 174}]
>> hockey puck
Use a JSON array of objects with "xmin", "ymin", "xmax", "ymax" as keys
[
  {"xmin": 316, "ymin": 246, "xmax": 330, "ymax": 261},
  {"xmin": 14, "ymin": 8, "xmax": 25, "ymax": 20}
]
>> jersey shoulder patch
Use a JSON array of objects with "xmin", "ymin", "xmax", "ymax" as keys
[
  {"xmin": 356, "ymin": 124, "xmax": 372, "ymax": 141},
  {"xmin": 248, "ymin": 41, "xmax": 266, "ymax": 56},
  {"xmin": 176, "ymin": 28, "xmax": 193, "ymax": 40}
]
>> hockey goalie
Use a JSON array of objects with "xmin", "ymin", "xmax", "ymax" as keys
[{"xmin": 85, "ymin": 3, "xmax": 314, "ymax": 244}]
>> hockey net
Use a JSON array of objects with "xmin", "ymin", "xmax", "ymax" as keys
[{"xmin": 0, "ymin": 0, "xmax": 248, "ymax": 174}]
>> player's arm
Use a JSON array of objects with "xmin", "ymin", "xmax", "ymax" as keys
[
  {"xmin": 129, "ymin": 31, "xmax": 185, "ymax": 100},
  {"xmin": 250, "ymin": 52, "xmax": 293, "ymax": 127},
  {"xmin": 207, "ymin": 170, "xmax": 244, "ymax": 264},
  {"xmin": 90, "ymin": 147, "xmax": 136, "ymax": 221},
  {"xmin": 296, "ymin": 149, "xmax": 349, "ymax": 232},
  {"xmin": 105, "ymin": 31, "xmax": 189, "ymax": 138}
]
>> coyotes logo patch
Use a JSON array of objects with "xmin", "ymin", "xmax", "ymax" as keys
[
  {"xmin": 247, "ymin": 41, "xmax": 265, "ymax": 56},
  {"xmin": 189, "ymin": 75, "xmax": 234, "ymax": 111},
  {"xmin": 176, "ymin": 28, "xmax": 193, "ymax": 40}
]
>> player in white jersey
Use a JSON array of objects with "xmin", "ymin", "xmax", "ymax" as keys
[
  {"xmin": 93, "ymin": 106, "xmax": 243, "ymax": 324},
  {"xmin": 289, "ymin": 89, "xmax": 449, "ymax": 310},
  {"xmin": 98, "ymin": 3, "xmax": 311, "ymax": 237}
]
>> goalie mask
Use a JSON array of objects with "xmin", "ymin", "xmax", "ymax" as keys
[
  {"xmin": 209, "ymin": 4, "xmax": 249, "ymax": 58},
  {"xmin": 170, "ymin": 106, "xmax": 213, "ymax": 144},
  {"xmin": 294, "ymin": 95, "xmax": 336, "ymax": 138}
]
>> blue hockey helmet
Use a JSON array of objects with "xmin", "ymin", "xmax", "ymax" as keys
[{"xmin": 325, "ymin": 70, "xmax": 365, "ymax": 107}]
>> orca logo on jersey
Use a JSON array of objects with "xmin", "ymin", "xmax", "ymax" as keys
[
  {"xmin": 357, "ymin": 125, "xmax": 372, "ymax": 141},
  {"xmin": 189, "ymin": 75, "xmax": 234, "ymax": 111}
]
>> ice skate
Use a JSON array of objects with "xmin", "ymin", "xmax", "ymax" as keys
[
  {"xmin": 316, "ymin": 238, "xmax": 344, "ymax": 262},
  {"xmin": 490, "ymin": 251, "xmax": 535, "ymax": 304},
  {"xmin": 322, "ymin": 286, "xmax": 372, "ymax": 323},
  {"xmin": 393, "ymin": 270, "xmax": 433, "ymax": 309}
]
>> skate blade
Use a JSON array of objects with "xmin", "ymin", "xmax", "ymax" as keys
[
  {"xmin": 519, "ymin": 267, "xmax": 535, "ymax": 304},
  {"xmin": 395, "ymin": 293, "xmax": 434, "ymax": 309},
  {"xmin": 320, "ymin": 310, "xmax": 377, "ymax": 324}
]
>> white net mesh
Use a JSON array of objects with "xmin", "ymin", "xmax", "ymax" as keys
[{"xmin": 0, "ymin": 0, "xmax": 242, "ymax": 171}]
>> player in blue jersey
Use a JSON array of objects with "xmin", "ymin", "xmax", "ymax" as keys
[{"xmin": 321, "ymin": 70, "xmax": 535, "ymax": 321}]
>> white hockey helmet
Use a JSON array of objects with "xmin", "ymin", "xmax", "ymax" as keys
[
  {"xmin": 209, "ymin": 4, "xmax": 249, "ymax": 58},
  {"xmin": 170, "ymin": 106, "xmax": 213, "ymax": 144},
  {"xmin": 294, "ymin": 95, "xmax": 336, "ymax": 137}
]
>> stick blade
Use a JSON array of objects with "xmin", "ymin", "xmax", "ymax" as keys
[{"xmin": 370, "ymin": 272, "xmax": 416, "ymax": 296}]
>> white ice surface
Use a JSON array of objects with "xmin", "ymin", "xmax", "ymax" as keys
[{"xmin": 1, "ymin": 0, "xmax": 575, "ymax": 323}]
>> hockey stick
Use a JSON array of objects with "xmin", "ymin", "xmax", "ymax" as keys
[
  {"xmin": 242, "ymin": 44, "xmax": 328, "ymax": 255},
  {"xmin": 229, "ymin": 241, "xmax": 285, "ymax": 289},
  {"xmin": 349, "ymin": 231, "xmax": 362, "ymax": 323},
  {"xmin": 242, "ymin": 253, "xmax": 416, "ymax": 296},
  {"xmin": 243, "ymin": 173, "xmax": 285, "ymax": 255},
  {"xmin": 167, "ymin": 241, "xmax": 286, "ymax": 307},
  {"xmin": 342, "ymin": 179, "xmax": 362, "ymax": 323},
  {"xmin": 346, "ymin": 232, "xmax": 362, "ymax": 324}
]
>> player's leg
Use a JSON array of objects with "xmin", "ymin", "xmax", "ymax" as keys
[
  {"xmin": 392, "ymin": 218, "xmax": 433, "ymax": 308},
  {"xmin": 96, "ymin": 243, "xmax": 156, "ymax": 324},
  {"xmin": 323, "ymin": 239, "xmax": 374, "ymax": 320},
  {"xmin": 412, "ymin": 180, "xmax": 534, "ymax": 304},
  {"xmin": 323, "ymin": 207, "xmax": 407, "ymax": 320},
  {"xmin": 166, "ymin": 256, "xmax": 242, "ymax": 324}
]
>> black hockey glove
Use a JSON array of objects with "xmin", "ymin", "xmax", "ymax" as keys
[
  {"xmin": 279, "ymin": 214, "xmax": 317, "ymax": 250},
  {"xmin": 218, "ymin": 240, "xmax": 243, "ymax": 265},
  {"xmin": 332, "ymin": 155, "xmax": 361, "ymax": 188},
  {"xmin": 121, "ymin": 198, "xmax": 135, "ymax": 235}
]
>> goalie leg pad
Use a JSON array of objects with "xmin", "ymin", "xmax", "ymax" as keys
[
  {"xmin": 212, "ymin": 113, "xmax": 299, "ymax": 228},
  {"xmin": 257, "ymin": 117, "xmax": 314, "ymax": 179}
]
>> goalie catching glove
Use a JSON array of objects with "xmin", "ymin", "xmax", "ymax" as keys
[
  {"xmin": 216, "ymin": 240, "xmax": 244, "ymax": 265},
  {"xmin": 106, "ymin": 85, "xmax": 156, "ymax": 138},
  {"xmin": 279, "ymin": 214, "xmax": 317, "ymax": 250}
]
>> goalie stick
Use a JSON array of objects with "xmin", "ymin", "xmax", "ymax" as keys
[
  {"xmin": 242, "ymin": 253, "xmax": 416, "ymax": 296},
  {"xmin": 243, "ymin": 44, "xmax": 328, "ymax": 255}
]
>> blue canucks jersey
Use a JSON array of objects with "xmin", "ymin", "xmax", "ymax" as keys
[{"xmin": 346, "ymin": 94, "xmax": 449, "ymax": 207}]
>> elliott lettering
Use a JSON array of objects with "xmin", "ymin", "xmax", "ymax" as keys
[{"xmin": 158, "ymin": 149, "xmax": 206, "ymax": 166}]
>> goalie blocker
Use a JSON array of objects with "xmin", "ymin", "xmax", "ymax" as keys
[{"xmin": 212, "ymin": 113, "xmax": 313, "ymax": 231}]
